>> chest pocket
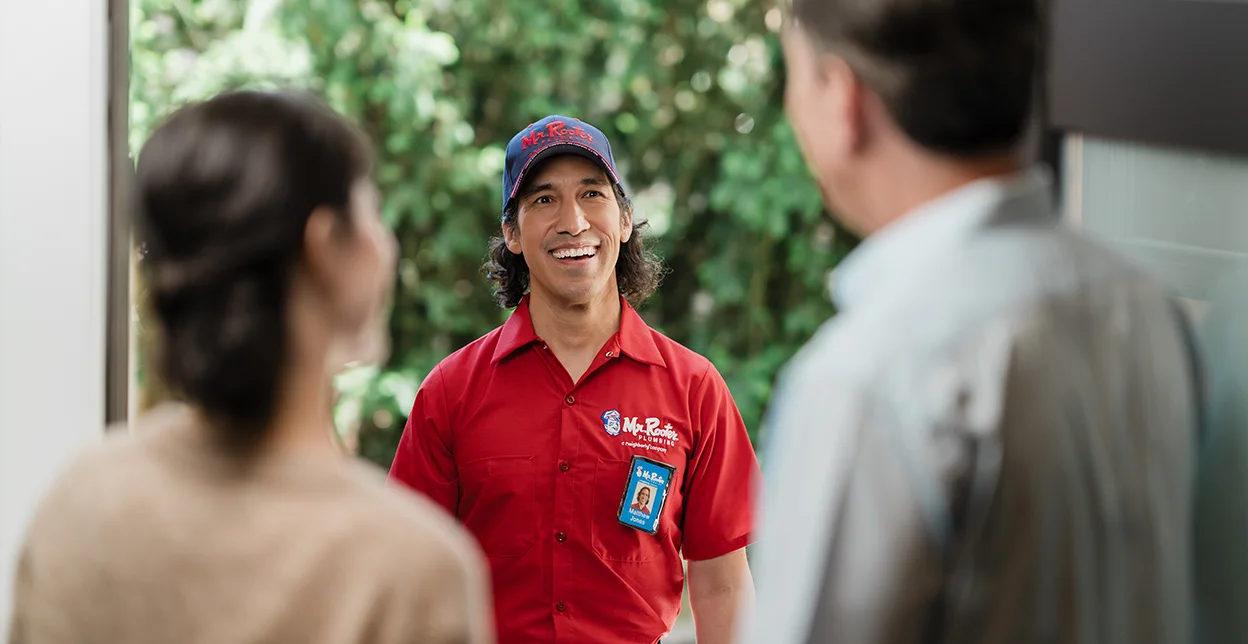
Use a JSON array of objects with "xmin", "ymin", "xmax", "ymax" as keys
[
  {"xmin": 459, "ymin": 455, "xmax": 537, "ymax": 558},
  {"xmin": 591, "ymin": 458, "xmax": 669, "ymax": 563}
]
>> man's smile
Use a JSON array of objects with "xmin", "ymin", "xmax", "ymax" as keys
[{"xmin": 549, "ymin": 243, "xmax": 598, "ymax": 262}]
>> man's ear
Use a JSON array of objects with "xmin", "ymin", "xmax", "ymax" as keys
[
  {"xmin": 620, "ymin": 204, "xmax": 634, "ymax": 244},
  {"xmin": 825, "ymin": 56, "xmax": 868, "ymax": 155},
  {"xmin": 502, "ymin": 220, "xmax": 523, "ymax": 255}
]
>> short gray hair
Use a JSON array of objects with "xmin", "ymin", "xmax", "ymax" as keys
[{"xmin": 790, "ymin": 0, "xmax": 1044, "ymax": 156}]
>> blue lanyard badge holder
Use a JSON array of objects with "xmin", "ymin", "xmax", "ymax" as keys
[{"xmin": 616, "ymin": 455, "xmax": 676, "ymax": 535}]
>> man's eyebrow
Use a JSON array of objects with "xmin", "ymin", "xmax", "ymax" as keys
[
  {"xmin": 518, "ymin": 181, "xmax": 555, "ymax": 198},
  {"xmin": 519, "ymin": 175, "xmax": 609, "ymax": 197}
]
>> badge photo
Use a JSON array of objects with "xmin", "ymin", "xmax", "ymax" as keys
[{"xmin": 616, "ymin": 455, "xmax": 676, "ymax": 535}]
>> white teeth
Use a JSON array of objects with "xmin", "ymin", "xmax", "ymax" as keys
[{"xmin": 552, "ymin": 247, "xmax": 596, "ymax": 259}]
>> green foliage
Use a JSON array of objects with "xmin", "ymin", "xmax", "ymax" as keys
[{"xmin": 130, "ymin": 0, "xmax": 856, "ymax": 467}]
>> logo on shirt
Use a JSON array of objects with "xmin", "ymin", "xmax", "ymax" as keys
[
  {"xmin": 602, "ymin": 409, "xmax": 622, "ymax": 436},
  {"xmin": 617, "ymin": 415, "xmax": 681, "ymax": 454}
]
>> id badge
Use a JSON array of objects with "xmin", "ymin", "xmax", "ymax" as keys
[{"xmin": 616, "ymin": 455, "xmax": 676, "ymax": 535}]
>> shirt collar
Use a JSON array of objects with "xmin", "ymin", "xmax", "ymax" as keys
[
  {"xmin": 491, "ymin": 295, "xmax": 666, "ymax": 368},
  {"xmin": 617, "ymin": 299, "xmax": 666, "ymax": 367},
  {"xmin": 492, "ymin": 297, "xmax": 540, "ymax": 364},
  {"xmin": 831, "ymin": 166, "xmax": 1054, "ymax": 311}
]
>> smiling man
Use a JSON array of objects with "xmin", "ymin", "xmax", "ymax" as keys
[{"xmin": 389, "ymin": 115, "xmax": 760, "ymax": 644}]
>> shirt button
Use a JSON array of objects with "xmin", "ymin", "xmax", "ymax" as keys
[
  {"xmin": 556, "ymin": 532, "xmax": 567, "ymax": 542},
  {"xmin": 556, "ymin": 601, "xmax": 567, "ymax": 612},
  {"xmin": 559, "ymin": 461, "xmax": 570, "ymax": 472},
  {"xmin": 605, "ymin": 350, "xmax": 613, "ymax": 357},
  {"xmin": 564, "ymin": 394, "xmax": 575, "ymax": 405}
]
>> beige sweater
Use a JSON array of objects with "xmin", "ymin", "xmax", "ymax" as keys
[{"xmin": 8, "ymin": 405, "xmax": 493, "ymax": 644}]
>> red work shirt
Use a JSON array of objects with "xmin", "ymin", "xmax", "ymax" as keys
[{"xmin": 389, "ymin": 296, "xmax": 759, "ymax": 644}]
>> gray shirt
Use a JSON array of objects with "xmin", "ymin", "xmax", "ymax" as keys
[{"xmin": 743, "ymin": 169, "xmax": 1197, "ymax": 644}]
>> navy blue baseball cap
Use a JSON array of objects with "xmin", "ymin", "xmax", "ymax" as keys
[{"xmin": 501, "ymin": 115, "xmax": 624, "ymax": 212}]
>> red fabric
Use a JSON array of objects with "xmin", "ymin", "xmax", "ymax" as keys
[{"xmin": 389, "ymin": 297, "xmax": 759, "ymax": 644}]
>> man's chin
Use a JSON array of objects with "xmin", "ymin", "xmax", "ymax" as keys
[
  {"xmin": 531, "ymin": 275, "xmax": 615, "ymax": 306},
  {"xmin": 817, "ymin": 181, "xmax": 870, "ymax": 237}
]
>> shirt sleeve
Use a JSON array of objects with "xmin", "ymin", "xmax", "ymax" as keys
[
  {"xmin": 741, "ymin": 365, "xmax": 940, "ymax": 644},
  {"xmin": 9, "ymin": 542, "xmax": 33, "ymax": 644},
  {"xmin": 1194, "ymin": 273, "xmax": 1248, "ymax": 644},
  {"xmin": 388, "ymin": 366, "xmax": 460, "ymax": 517},
  {"xmin": 7, "ymin": 466, "xmax": 88, "ymax": 644},
  {"xmin": 679, "ymin": 361, "xmax": 762, "ymax": 562}
]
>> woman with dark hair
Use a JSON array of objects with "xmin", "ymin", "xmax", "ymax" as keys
[{"xmin": 9, "ymin": 90, "xmax": 493, "ymax": 644}]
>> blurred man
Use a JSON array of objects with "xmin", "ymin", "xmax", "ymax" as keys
[
  {"xmin": 1194, "ymin": 263, "xmax": 1248, "ymax": 643},
  {"xmin": 743, "ymin": 1, "xmax": 1201, "ymax": 643},
  {"xmin": 389, "ymin": 115, "xmax": 760, "ymax": 644}
]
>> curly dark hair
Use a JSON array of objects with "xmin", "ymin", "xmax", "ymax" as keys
[{"xmin": 483, "ymin": 182, "xmax": 665, "ymax": 309}]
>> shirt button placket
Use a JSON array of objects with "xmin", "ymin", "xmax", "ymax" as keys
[{"xmin": 553, "ymin": 391, "xmax": 577, "ymax": 633}]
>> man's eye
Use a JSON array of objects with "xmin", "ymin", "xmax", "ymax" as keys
[
  {"xmin": 584, "ymin": 190, "xmax": 603, "ymax": 198},
  {"xmin": 534, "ymin": 195, "xmax": 553, "ymax": 204}
]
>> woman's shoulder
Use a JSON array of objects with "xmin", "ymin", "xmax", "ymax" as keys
[
  {"xmin": 324, "ymin": 460, "xmax": 487, "ymax": 586},
  {"xmin": 18, "ymin": 408, "xmax": 182, "ymax": 558},
  {"xmin": 337, "ymin": 458, "xmax": 477, "ymax": 547}
]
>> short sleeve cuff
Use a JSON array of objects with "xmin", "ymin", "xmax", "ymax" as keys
[{"xmin": 681, "ymin": 531, "xmax": 754, "ymax": 562}]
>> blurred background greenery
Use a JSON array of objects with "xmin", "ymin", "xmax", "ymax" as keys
[{"xmin": 129, "ymin": 0, "xmax": 856, "ymax": 468}]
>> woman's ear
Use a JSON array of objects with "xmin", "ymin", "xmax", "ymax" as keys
[{"xmin": 302, "ymin": 206, "xmax": 339, "ymax": 286}]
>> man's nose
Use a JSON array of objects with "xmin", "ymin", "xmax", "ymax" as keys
[{"xmin": 554, "ymin": 200, "xmax": 590, "ymax": 236}]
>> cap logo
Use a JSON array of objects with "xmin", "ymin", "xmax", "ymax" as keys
[{"xmin": 520, "ymin": 120, "xmax": 595, "ymax": 150}]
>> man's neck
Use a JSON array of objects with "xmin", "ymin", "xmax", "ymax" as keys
[
  {"xmin": 856, "ymin": 153, "xmax": 1022, "ymax": 236},
  {"xmin": 528, "ymin": 287, "xmax": 622, "ymax": 380}
]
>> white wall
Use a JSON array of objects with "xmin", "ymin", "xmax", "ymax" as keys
[{"xmin": 0, "ymin": 0, "xmax": 111, "ymax": 633}]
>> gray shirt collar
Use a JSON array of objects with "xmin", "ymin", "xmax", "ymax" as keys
[{"xmin": 830, "ymin": 166, "xmax": 1055, "ymax": 311}]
